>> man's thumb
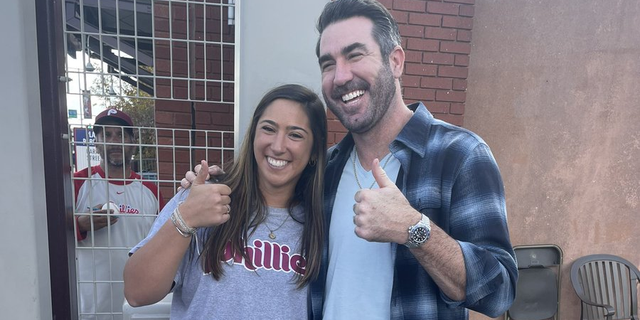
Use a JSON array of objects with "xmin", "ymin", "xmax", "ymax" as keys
[
  {"xmin": 372, "ymin": 158, "xmax": 394, "ymax": 189},
  {"xmin": 194, "ymin": 160, "xmax": 209, "ymax": 186}
]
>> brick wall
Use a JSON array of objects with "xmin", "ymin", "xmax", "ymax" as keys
[
  {"xmin": 326, "ymin": 0, "xmax": 475, "ymax": 146},
  {"xmin": 154, "ymin": 1, "xmax": 235, "ymax": 198}
]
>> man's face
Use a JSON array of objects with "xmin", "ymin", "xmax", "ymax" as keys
[
  {"xmin": 318, "ymin": 17, "xmax": 396, "ymax": 134},
  {"xmin": 95, "ymin": 126, "xmax": 135, "ymax": 167}
]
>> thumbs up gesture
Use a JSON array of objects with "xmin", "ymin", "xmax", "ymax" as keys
[
  {"xmin": 177, "ymin": 160, "xmax": 232, "ymax": 228},
  {"xmin": 353, "ymin": 158, "xmax": 419, "ymax": 243}
]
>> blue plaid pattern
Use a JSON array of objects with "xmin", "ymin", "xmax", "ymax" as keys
[{"xmin": 309, "ymin": 102, "xmax": 517, "ymax": 319}]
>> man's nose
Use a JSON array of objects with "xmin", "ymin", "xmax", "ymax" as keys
[{"xmin": 333, "ymin": 60, "xmax": 353, "ymax": 87}]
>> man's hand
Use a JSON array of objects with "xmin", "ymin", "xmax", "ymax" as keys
[
  {"xmin": 77, "ymin": 204, "xmax": 118, "ymax": 233},
  {"xmin": 179, "ymin": 162, "xmax": 225, "ymax": 191},
  {"xmin": 177, "ymin": 160, "xmax": 232, "ymax": 228},
  {"xmin": 353, "ymin": 158, "xmax": 421, "ymax": 243}
]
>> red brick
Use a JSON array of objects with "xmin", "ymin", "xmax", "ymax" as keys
[
  {"xmin": 195, "ymin": 112, "xmax": 211, "ymax": 125},
  {"xmin": 436, "ymin": 90, "xmax": 466, "ymax": 102},
  {"xmin": 211, "ymin": 113, "xmax": 233, "ymax": 126},
  {"xmin": 393, "ymin": 0, "xmax": 427, "ymax": 12},
  {"xmin": 335, "ymin": 132, "xmax": 348, "ymax": 143},
  {"xmin": 173, "ymin": 86, "xmax": 189, "ymax": 100},
  {"xmin": 423, "ymin": 52, "xmax": 455, "ymax": 65},
  {"xmin": 452, "ymin": 79, "xmax": 468, "ymax": 90},
  {"xmin": 408, "ymin": 13, "xmax": 442, "ymax": 26},
  {"xmin": 438, "ymin": 66, "xmax": 468, "ymax": 78},
  {"xmin": 328, "ymin": 119, "xmax": 347, "ymax": 133},
  {"xmin": 454, "ymin": 55, "xmax": 470, "ymax": 67},
  {"xmin": 445, "ymin": 0, "xmax": 475, "ymax": 4},
  {"xmin": 391, "ymin": 11, "xmax": 409, "ymax": 24},
  {"xmin": 459, "ymin": 4, "xmax": 475, "ymax": 17},
  {"xmin": 450, "ymin": 103, "xmax": 465, "ymax": 114},
  {"xmin": 401, "ymin": 38, "xmax": 409, "ymax": 49},
  {"xmin": 457, "ymin": 30, "xmax": 472, "ymax": 42},
  {"xmin": 171, "ymin": 3, "xmax": 187, "ymax": 20},
  {"xmin": 421, "ymin": 77, "xmax": 453, "ymax": 90},
  {"xmin": 425, "ymin": 27, "xmax": 457, "ymax": 41},
  {"xmin": 378, "ymin": 0, "xmax": 393, "ymax": 9},
  {"xmin": 399, "ymin": 24, "xmax": 425, "ymax": 38},
  {"xmin": 435, "ymin": 113, "xmax": 463, "ymax": 127},
  {"xmin": 406, "ymin": 38, "xmax": 439, "ymax": 52},
  {"xmin": 402, "ymin": 75, "xmax": 422, "ymax": 87},
  {"xmin": 156, "ymin": 111, "xmax": 174, "ymax": 126},
  {"xmin": 440, "ymin": 41, "xmax": 471, "ymax": 54},
  {"xmin": 175, "ymin": 113, "xmax": 192, "ymax": 126},
  {"xmin": 404, "ymin": 88, "xmax": 436, "ymax": 101},
  {"xmin": 326, "ymin": 109, "xmax": 339, "ymax": 120},
  {"xmin": 154, "ymin": 3, "xmax": 169, "ymax": 16},
  {"xmin": 405, "ymin": 63, "xmax": 438, "ymax": 76},
  {"xmin": 155, "ymin": 19, "xmax": 169, "ymax": 33},
  {"xmin": 442, "ymin": 16, "xmax": 473, "ymax": 30},
  {"xmin": 425, "ymin": 101, "xmax": 450, "ymax": 113},
  {"xmin": 427, "ymin": 2, "xmax": 459, "ymax": 15},
  {"xmin": 405, "ymin": 50, "xmax": 424, "ymax": 63}
]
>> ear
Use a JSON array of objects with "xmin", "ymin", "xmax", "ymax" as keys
[{"xmin": 389, "ymin": 45, "xmax": 405, "ymax": 78}]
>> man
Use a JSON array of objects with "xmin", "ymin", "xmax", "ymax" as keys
[
  {"xmin": 310, "ymin": 0, "xmax": 516, "ymax": 318},
  {"xmin": 185, "ymin": 0, "xmax": 516, "ymax": 318},
  {"xmin": 74, "ymin": 108, "xmax": 165, "ymax": 320}
]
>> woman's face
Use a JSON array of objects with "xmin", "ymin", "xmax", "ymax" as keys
[{"xmin": 253, "ymin": 99, "xmax": 314, "ymax": 202}]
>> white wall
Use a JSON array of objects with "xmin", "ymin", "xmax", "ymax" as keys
[
  {"xmin": 0, "ymin": 0, "xmax": 52, "ymax": 319},
  {"xmin": 235, "ymin": 0, "xmax": 329, "ymax": 150}
]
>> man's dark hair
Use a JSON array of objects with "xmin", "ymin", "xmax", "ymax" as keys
[{"xmin": 316, "ymin": 0, "xmax": 402, "ymax": 60}]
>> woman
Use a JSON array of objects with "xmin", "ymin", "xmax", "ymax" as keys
[{"xmin": 124, "ymin": 84, "xmax": 327, "ymax": 318}]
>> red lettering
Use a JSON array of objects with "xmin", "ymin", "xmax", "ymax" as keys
[
  {"xmin": 263, "ymin": 241, "xmax": 273, "ymax": 269},
  {"xmin": 272, "ymin": 243, "xmax": 281, "ymax": 270},
  {"xmin": 290, "ymin": 254, "xmax": 306, "ymax": 275},
  {"xmin": 281, "ymin": 246, "xmax": 291, "ymax": 272},
  {"xmin": 214, "ymin": 240, "xmax": 306, "ymax": 275},
  {"xmin": 244, "ymin": 247, "xmax": 256, "ymax": 271},
  {"xmin": 252, "ymin": 240, "xmax": 263, "ymax": 269}
]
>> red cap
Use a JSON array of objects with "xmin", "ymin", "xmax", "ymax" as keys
[{"xmin": 94, "ymin": 108, "xmax": 134, "ymax": 127}]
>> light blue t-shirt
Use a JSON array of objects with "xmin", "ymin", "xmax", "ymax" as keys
[
  {"xmin": 322, "ymin": 150, "xmax": 401, "ymax": 319},
  {"xmin": 131, "ymin": 190, "xmax": 308, "ymax": 319}
]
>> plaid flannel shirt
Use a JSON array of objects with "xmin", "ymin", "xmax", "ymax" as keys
[{"xmin": 309, "ymin": 102, "xmax": 517, "ymax": 319}]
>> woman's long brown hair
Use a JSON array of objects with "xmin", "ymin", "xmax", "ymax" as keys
[{"xmin": 199, "ymin": 84, "xmax": 326, "ymax": 288}]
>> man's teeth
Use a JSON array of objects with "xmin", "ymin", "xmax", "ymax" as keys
[
  {"xmin": 267, "ymin": 157, "xmax": 287, "ymax": 168},
  {"xmin": 341, "ymin": 90, "xmax": 365, "ymax": 102}
]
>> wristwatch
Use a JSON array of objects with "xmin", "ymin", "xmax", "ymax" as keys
[{"xmin": 404, "ymin": 214, "xmax": 431, "ymax": 248}]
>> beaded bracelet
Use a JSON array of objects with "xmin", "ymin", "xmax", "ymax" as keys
[{"xmin": 171, "ymin": 207, "xmax": 197, "ymax": 237}]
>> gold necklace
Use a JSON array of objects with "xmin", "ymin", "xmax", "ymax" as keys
[
  {"xmin": 352, "ymin": 147, "xmax": 393, "ymax": 189},
  {"xmin": 266, "ymin": 214, "xmax": 290, "ymax": 239}
]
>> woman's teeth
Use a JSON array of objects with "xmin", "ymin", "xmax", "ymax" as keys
[{"xmin": 267, "ymin": 157, "xmax": 287, "ymax": 168}]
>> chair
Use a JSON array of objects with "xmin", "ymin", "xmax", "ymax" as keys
[
  {"xmin": 570, "ymin": 254, "xmax": 640, "ymax": 320},
  {"xmin": 505, "ymin": 244, "xmax": 563, "ymax": 320}
]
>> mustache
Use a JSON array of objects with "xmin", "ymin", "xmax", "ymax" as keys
[{"xmin": 330, "ymin": 80, "xmax": 370, "ymax": 100}]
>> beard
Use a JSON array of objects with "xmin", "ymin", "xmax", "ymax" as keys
[
  {"xmin": 99, "ymin": 146, "xmax": 132, "ymax": 167},
  {"xmin": 324, "ymin": 62, "xmax": 396, "ymax": 134}
]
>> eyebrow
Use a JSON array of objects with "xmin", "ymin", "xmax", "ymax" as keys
[
  {"xmin": 318, "ymin": 42, "xmax": 368, "ymax": 66},
  {"xmin": 259, "ymin": 119, "xmax": 310, "ymax": 134}
]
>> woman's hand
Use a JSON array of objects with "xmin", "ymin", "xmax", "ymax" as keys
[{"xmin": 177, "ymin": 160, "xmax": 232, "ymax": 229}]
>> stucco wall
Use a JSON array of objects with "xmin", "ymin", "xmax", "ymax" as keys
[
  {"xmin": 0, "ymin": 0, "xmax": 52, "ymax": 319},
  {"xmin": 466, "ymin": 1, "xmax": 640, "ymax": 319}
]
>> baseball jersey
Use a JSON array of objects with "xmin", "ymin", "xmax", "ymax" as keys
[{"xmin": 74, "ymin": 165, "xmax": 164, "ymax": 320}]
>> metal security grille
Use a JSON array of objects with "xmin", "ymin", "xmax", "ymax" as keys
[
  {"xmin": 61, "ymin": 0, "xmax": 236, "ymax": 318},
  {"xmin": 69, "ymin": 124, "xmax": 233, "ymax": 319}
]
